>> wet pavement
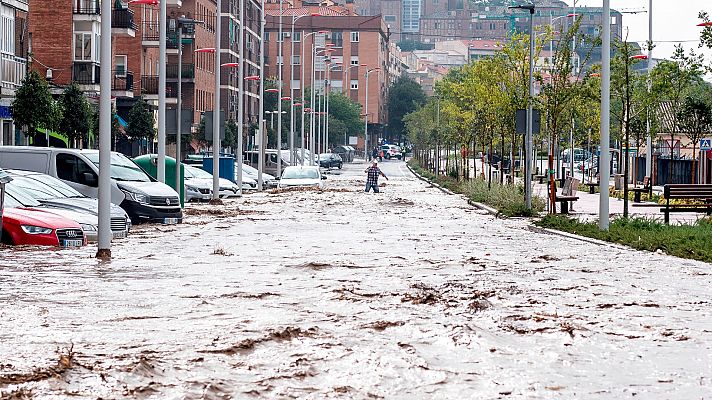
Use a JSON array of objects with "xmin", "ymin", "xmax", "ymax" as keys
[{"xmin": 0, "ymin": 159, "xmax": 710, "ymax": 399}]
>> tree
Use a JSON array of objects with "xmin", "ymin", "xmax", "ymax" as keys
[
  {"xmin": 91, "ymin": 104, "xmax": 124, "ymax": 150},
  {"xmin": 223, "ymin": 118, "xmax": 238, "ymax": 149},
  {"xmin": 387, "ymin": 76, "xmax": 427, "ymax": 144},
  {"xmin": 677, "ymin": 90, "xmax": 712, "ymax": 183},
  {"xmin": 126, "ymin": 97, "xmax": 156, "ymax": 151},
  {"xmin": 11, "ymin": 70, "xmax": 60, "ymax": 142},
  {"xmin": 59, "ymin": 82, "xmax": 92, "ymax": 148}
]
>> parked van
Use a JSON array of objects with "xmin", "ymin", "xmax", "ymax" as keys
[
  {"xmin": 243, "ymin": 150, "xmax": 291, "ymax": 177},
  {"xmin": 0, "ymin": 147, "xmax": 182, "ymax": 224}
]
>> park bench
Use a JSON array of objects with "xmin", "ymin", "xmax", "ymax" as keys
[
  {"xmin": 584, "ymin": 181, "xmax": 599, "ymax": 194},
  {"xmin": 556, "ymin": 176, "xmax": 580, "ymax": 214},
  {"xmin": 533, "ymin": 174, "xmax": 546, "ymax": 184},
  {"xmin": 660, "ymin": 184, "xmax": 712, "ymax": 224},
  {"xmin": 631, "ymin": 176, "xmax": 652, "ymax": 203}
]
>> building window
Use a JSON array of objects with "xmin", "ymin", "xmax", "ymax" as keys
[
  {"xmin": 114, "ymin": 55, "xmax": 127, "ymax": 76},
  {"xmin": 350, "ymin": 56, "xmax": 359, "ymax": 66},
  {"xmin": 350, "ymin": 31, "xmax": 359, "ymax": 42},
  {"xmin": 74, "ymin": 33, "xmax": 93, "ymax": 62},
  {"xmin": 293, "ymin": 31, "xmax": 302, "ymax": 42},
  {"xmin": 331, "ymin": 31, "xmax": 343, "ymax": 47},
  {"xmin": 384, "ymin": 15, "xmax": 396, "ymax": 22},
  {"xmin": 292, "ymin": 55, "xmax": 301, "ymax": 65},
  {"xmin": 264, "ymin": 31, "xmax": 270, "ymax": 41},
  {"xmin": 350, "ymin": 80, "xmax": 358, "ymax": 90},
  {"xmin": 1, "ymin": 5, "xmax": 15, "ymax": 54},
  {"xmin": 291, "ymin": 80, "xmax": 301, "ymax": 90}
]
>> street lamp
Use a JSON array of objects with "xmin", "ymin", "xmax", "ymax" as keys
[
  {"xmin": 364, "ymin": 67, "xmax": 380, "ymax": 161},
  {"xmin": 344, "ymin": 63, "xmax": 367, "ymax": 95},
  {"xmin": 97, "ymin": 0, "xmax": 114, "ymax": 257},
  {"xmin": 311, "ymin": 47, "xmax": 333, "ymax": 164},
  {"xmin": 301, "ymin": 30, "xmax": 329, "ymax": 165},
  {"xmin": 600, "ymin": 0, "xmax": 611, "ymax": 230},
  {"xmin": 509, "ymin": 2, "xmax": 535, "ymax": 210}
]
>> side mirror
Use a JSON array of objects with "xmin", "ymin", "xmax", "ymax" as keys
[
  {"xmin": 83, "ymin": 172, "xmax": 98, "ymax": 187},
  {"xmin": 321, "ymin": 175, "xmax": 327, "ymax": 180}
]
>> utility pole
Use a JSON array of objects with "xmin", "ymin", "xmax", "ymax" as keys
[
  {"xmin": 97, "ymin": 0, "xmax": 112, "ymax": 258},
  {"xmin": 258, "ymin": 0, "xmax": 265, "ymax": 190},
  {"xmin": 212, "ymin": 0, "xmax": 222, "ymax": 200},
  {"xmin": 277, "ymin": 0, "xmax": 283, "ymax": 175},
  {"xmin": 236, "ymin": 0, "xmax": 245, "ymax": 195},
  {"xmin": 157, "ymin": 0, "xmax": 167, "ymax": 182},
  {"xmin": 600, "ymin": 0, "xmax": 611, "ymax": 230},
  {"xmin": 645, "ymin": 0, "xmax": 653, "ymax": 179}
]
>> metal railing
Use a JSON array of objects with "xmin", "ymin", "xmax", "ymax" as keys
[
  {"xmin": 72, "ymin": 62, "xmax": 100, "ymax": 85},
  {"xmin": 142, "ymin": 22, "xmax": 160, "ymax": 41},
  {"xmin": 166, "ymin": 63, "xmax": 195, "ymax": 79},
  {"xmin": 1, "ymin": 54, "xmax": 27, "ymax": 90},
  {"xmin": 112, "ymin": 71, "xmax": 134, "ymax": 92},
  {"xmin": 73, "ymin": 0, "xmax": 100, "ymax": 14},
  {"xmin": 140, "ymin": 76, "xmax": 177, "ymax": 97},
  {"xmin": 112, "ymin": 8, "xmax": 137, "ymax": 30}
]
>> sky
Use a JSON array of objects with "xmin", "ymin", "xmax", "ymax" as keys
[{"xmin": 564, "ymin": 0, "xmax": 712, "ymax": 63}]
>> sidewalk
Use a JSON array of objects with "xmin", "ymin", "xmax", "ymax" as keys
[{"xmin": 533, "ymin": 180, "xmax": 706, "ymax": 224}]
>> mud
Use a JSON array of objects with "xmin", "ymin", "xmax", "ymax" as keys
[{"xmin": 0, "ymin": 160, "xmax": 710, "ymax": 398}]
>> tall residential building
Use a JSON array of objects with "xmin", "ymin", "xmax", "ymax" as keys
[
  {"xmin": 401, "ymin": 0, "xmax": 420, "ymax": 36},
  {"xmin": 265, "ymin": 0, "xmax": 391, "ymax": 149},
  {"xmin": 0, "ymin": 0, "xmax": 28, "ymax": 145}
]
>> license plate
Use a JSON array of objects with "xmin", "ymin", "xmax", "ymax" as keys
[
  {"xmin": 62, "ymin": 239, "xmax": 84, "ymax": 247},
  {"xmin": 112, "ymin": 230, "xmax": 127, "ymax": 239},
  {"xmin": 163, "ymin": 218, "xmax": 179, "ymax": 225}
]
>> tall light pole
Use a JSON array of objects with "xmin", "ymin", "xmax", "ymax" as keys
[
  {"xmin": 277, "ymin": 0, "xmax": 284, "ymax": 176},
  {"xmin": 509, "ymin": 2, "xmax": 535, "ymax": 210},
  {"xmin": 600, "ymin": 0, "xmax": 611, "ymax": 230},
  {"xmin": 258, "ymin": 0, "xmax": 265, "ymax": 189},
  {"xmin": 290, "ymin": 14, "xmax": 320, "ymax": 166},
  {"xmin": 646, "ymin": 0, "xmax": 653, "ymax": 179},
  {"xmin": 157, "ymin": 0, "xmax": 167, "ymax": 183},
  {"xmin": 236, "ymin": 0, "xmax": 246, "ymax": 196},
  {"xmin": 310, "ymin": 46, "xmax": 331, "ymax": 164},
  {"xmin": 212, "ymin": 0, "xmax": 222, "ymax": 200},
  {"xmin": 97, "ymin": 0, "xmax": 113, "ymax": 258},
  {"xmin": 364, "ymin": 67, "xmax": 380, "ymax": 162},
  {"xmin": 301, "ymin": 30, "xmax": 328, "ymax": 165}
]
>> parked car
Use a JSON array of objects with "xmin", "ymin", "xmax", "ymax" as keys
[
  {"xmin": 1, "ymin": 194, "xmax": 86, "ymax": 247},
  {"xmin": 317, "ymin": 153, "xmax": 343, "ymax": 169},
  {"xmin": 332, "ymin": 146, "xmax": 354, "ymax": 162},
  {"xmin": 0, "ymin": 147, "xmax": 182, "ymax": 225},
  {"xmin": 232, "ymin": 164, "xmax": 259, "ymax": 190},
  {"xmin": 241, "ymin": 163, "xmax": 279, "ymax": 189},
  {"xmin": 278, "ymin": 166, "xmax": 326, "ymax": 190},
  {"xmin": 4, "ymin": 170, "xmax": 130, "ymax": 239},
  {"xmin": 183, "ymin": 165, "xmax": 241, "ymax": 200},
  {"xmin": 380, "ymin": 144, "xmax": 402, "ymax": 160}
]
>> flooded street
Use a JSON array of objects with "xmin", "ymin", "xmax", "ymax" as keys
[{"xmin": 1, "ymin": 160, "xmax": 710, "ymax": 399}]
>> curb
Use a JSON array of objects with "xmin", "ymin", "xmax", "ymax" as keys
[{"xmin": 527, "ymin": 225, "xmax": 630, "ymax": 250}]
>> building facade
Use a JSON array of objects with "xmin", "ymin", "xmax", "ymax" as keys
[{"xmin": 0, "ymin": 0, "xmax": 28, "ymax": 145}]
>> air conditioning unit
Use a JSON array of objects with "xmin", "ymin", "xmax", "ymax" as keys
[{"xmin": 283, "ymin": 32, "xmax": 291, "ymax": 37}]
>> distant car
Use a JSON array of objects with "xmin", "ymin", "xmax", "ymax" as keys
[
  {"xmin": 317, "ymin": 153, "xmax": 343, "ymax": 169},
  {"xmin": 5, "ymin": 169, "xmax": 130, "ymax": 239},
  {"xmin": 278, "ymin": 166, "xmax": 326, "ymax": 190},
  {"xmin": 1, "ymin": 201, "xmax": 86, "ymax": 247},
  {"xmin": 380, "ymin": 144, "xmax": 402, "ymax": 160}
]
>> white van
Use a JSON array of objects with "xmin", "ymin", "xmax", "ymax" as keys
[{"xmin": 0, "ymin": 147, "xmax": 182, "ymax": 224}]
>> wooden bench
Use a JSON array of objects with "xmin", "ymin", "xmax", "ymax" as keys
[
  {"xmin": 631, "ymin": 176, "xmax": 652, "ymax": 203},
  {"xmin": 661, "ymin": 184, "xmax": 712, "ymax": 224},
  {"xmin": 556, "ymin": 177, "xmax": 580, "ymax": 214},
  {"xmin": 584, "ymin": 182, "xmax": 599, "ymax": 194},
  {"xmin": 533, "ymin": 174, "xmax": 546, "ymax": 184}
]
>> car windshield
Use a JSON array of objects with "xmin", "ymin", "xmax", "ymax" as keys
[
  {"xmin": 186, "ymin": 166, "xmax": 212, "ymax": 179},
  {"xmin": 241, "ymin": 163, "xmax": 258, "ymax": 175},
  {"xmin": 5, "ymin": 184, "xmax": 43, "ymax": 207},
  {"xmin": 282, "ymin": 168, "xmax": 319, "ymax": 180},
  {"xmin": 28, "ymin": 174, "xmax": 84, "ymax": 198},
  {"xmin": 84, "ymin": 152, "xmax": 151, "ymax": 182},
  {"xmin": 6, "ymin": 176, "xmax": 63, "ymax": 200}
]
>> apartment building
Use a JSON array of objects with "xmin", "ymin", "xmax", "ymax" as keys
[
  {"xmin": 0, "ymin": 0, "xmax": 28, "ymax": 145},
  {"xmin": 265, "ymin": 0, "xmax": 391, "ymax": 147}
]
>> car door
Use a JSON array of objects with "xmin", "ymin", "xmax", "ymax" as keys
[{"xmin": 55, "ymin": 153, "xmax": 99, "ymax": 198}]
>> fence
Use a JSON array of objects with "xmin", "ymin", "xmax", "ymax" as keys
[{"xmin": 634, "ymin": 156, "xmax": 712, "ymax": 185}]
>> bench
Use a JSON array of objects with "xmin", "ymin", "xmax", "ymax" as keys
[
  {"xmin": 631, "ymin": 176, "xmax": 652, "ymax": 203},
  {"xmin": 584, "ymin": 182, "xmax": 599, "ymax": 194},
  {"xmin": 533, "ymin": 174, "xmax": 546, "ymax": 184},
  {"xmin": 556, "ymin": 177, "xmax": 580, "ymax": 214},
  {"xmin": 660, "ymin": 184, "xmax": 712, "ymax": 224}
]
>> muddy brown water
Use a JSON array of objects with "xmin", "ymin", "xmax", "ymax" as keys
[{"xmin": 0, "ymin": 161, "xmax": 710, "ymax": 398}]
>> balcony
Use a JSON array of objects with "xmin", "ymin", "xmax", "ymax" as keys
[
  {"xmin": 166, "ymin": 64, "xmax": 195, "ymax": 81},
  {"xmin": 73, "ymin": 0, "xmax": 100, "ymax": 21},
  {"xmin": 1, "ymin": 54, "xmax": 27, "ymax": 96},
  {"xmin": 72, "ymin": 62, "xmax": 100, "ymax": 91},
  {"xmin": 112, "ymin": 8, "xmax": 137, "ymax": 37},
  {"xmin": 141, "ymin": 76, "xmax": 178, "ymax": 103},
  {"xmin": 141, "ymin": 22, "xmax": 194, "ymax": 49},
  {"xmin": 112, "ymin": 71, "xmax": 134, "ymax": 98}
]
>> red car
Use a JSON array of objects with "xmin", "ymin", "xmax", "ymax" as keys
[{"xmin": 1, "ymin": 207, "xmax": 86, "ymax": 247}]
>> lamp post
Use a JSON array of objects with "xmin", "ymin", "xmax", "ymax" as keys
[
  {"xmin": 646, "ymin": 0, "xmax": 653, "ymax": 179},
  {"xmin": 301, "ymin": 30, "xmax": 329, "ymax": 165},
  {"xmin": 97, "ymin": 0, "xmax": 114, "ymax": 258},
  {"xmin": 212, "ymin": 0, "xmax": 223, "ymax": 200},
  {"xmin": 509, "ymin": 2, "xmax": 535, "ymax": 210},
  {"xmin": 277, "ymin": 0, "xmax": 284, "ymax": 177},
  {"xmin": 311, "ymin": 47, "xmax": 332, "ymax": 164},
  {"xmin": 364, "ymin": 67, "xmax": 380, "ymax": 162},
  {"xmin": 600, "ymin": 0, "xmax": 611, "ymax": 230},
  {"xmin": 258, "ymin": 0, "xmax": 265, "ymax": 191}
]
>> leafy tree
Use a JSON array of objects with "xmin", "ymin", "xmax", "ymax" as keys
[
  {"xmin": 11, "ymin": 70, "xmax": 60, "ymax": 142},
  {"xmin": 223, "ymin": 118, "xmax": 238, "ymax": 149},
  {"xmin": 397, "ymin": 40, "xmax": 433, "ymax": 52},
  {"xmin": 126, "ymin": 97, "xmax": 156, "ymax": 148},
  {"xmin": 90, "ymin": 104, "xmax": 123, "ymax": 150},
  {"xmin": 59, "ymin": 82, "xmax": 92, "ymax": 148},
  {"xmin": 387, "ymin": 76, "xmax": 427, "ymax": 143}
]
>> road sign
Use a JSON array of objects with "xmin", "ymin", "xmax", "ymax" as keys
[
  {"xmin": 515, "ymin": 109, "xmax": 541, "ymax": 134},
  {"xmin": 700, "ymin": 138, "xmax": 712, "ymax": 151}
]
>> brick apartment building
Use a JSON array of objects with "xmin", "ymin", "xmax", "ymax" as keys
[
  {"xmin": 0, "ymin": 0, "xmax": 28, "ymax": 145},
  {"xmin": 26, "ymin": 0, "xmax": 263, "ymax": 154},
  {"xmin": 265, "ymin": 0, "xmax": 392, "ymax": 148}
]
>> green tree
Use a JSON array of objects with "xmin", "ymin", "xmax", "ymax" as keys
[
  {"xmin": 11, "ymin": 70, "xmax": 60, "ymax": 142},
  {"xmin": 388, "ymin": 76, "xmax": 427, "ymax": 144},
  {"xmin": 223, "ymin": 118, "xmax": 238, "ymax": 149},
  {"xmin": 59, "ymin": 82, "xmax": 92, "ymax": 148},
  {"xmin": 126, "ymin": 97, "xmax": 156, "ymax": 150}
]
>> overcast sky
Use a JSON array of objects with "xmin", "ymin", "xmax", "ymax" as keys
[{"xmin": 563, "ymin": 0, "xmax": 712, "ymax": 62}]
